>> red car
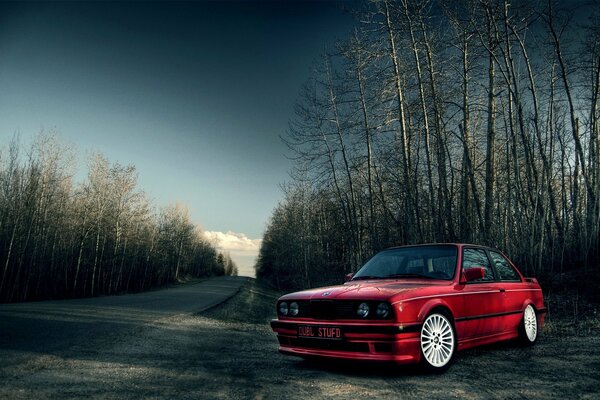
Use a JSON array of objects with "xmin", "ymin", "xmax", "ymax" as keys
[{"xmin": 270, "ymin": 243, "xmax": 546, "ymax": 371}]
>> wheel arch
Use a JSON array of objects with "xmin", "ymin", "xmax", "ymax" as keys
[
  {"xmin": 417, "ymin": 299, "xmax": 455, "ymax": 324},
  {"xmin": 521, "ymin": 298, "xmax": 537, "ymax": 313}
]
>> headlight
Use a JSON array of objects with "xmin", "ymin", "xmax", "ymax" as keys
[
  {"xmin": 279, "ymin": 301, "xmax": 289, "ymax": 316},
  {"xmin": 289, "ymin": 302, "xmax": 299, "ymax": 316},
  {"xmin": 357, "ymin": 302, "xmax": 370, "ymax": 318},
  {"xmin": 376, "ymin": 302, "xmax": 390, "ymax": 318}
]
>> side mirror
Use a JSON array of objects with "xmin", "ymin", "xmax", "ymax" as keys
[
  {"xmin": 345, "ymin": 273, "xmax": 354, "ymax": 282},
  {"xmin": 463, "ymin": 267, "xmax": 485, "ymax": 282}
]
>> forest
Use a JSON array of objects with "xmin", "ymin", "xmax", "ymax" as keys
[
  {"xmin": 256, "ymin": 0, "xmax": 600, "ymax": 291},
  {"xmin": 0, "ymin": 134, "xmax": 237, "ymax": 303}
]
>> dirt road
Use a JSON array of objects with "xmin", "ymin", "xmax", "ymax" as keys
[{"xmin": 0, "ymin": 277, "xmax": 598, "ymax": 399}]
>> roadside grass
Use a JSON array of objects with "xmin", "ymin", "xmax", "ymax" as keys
[
  {"xmin": 202, "ymin": 278, "xmax": 282, "ymax": 324},
  {"xmin": 540, "ymin": 270, "xmax": 600, "ymax": 337},
  {"xmin": 542, "ymin": 288, "xmax": 600, "ymax": 337},
  {"xmin": 543, "ymin": 316, "xmax": 600, "ymax": 337}
]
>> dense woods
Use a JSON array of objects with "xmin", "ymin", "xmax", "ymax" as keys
[
  {"xmin": 0, "ymin": 134, "xmax": 236, "ymax": 303},
  {"xmin": 256, "ymin": 0, "xmax": 600, "ymax": 291}
]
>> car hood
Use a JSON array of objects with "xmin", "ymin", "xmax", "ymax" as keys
[{"xmin": 279, "ymin": 279, "xmax": 452, "ymax": 302}]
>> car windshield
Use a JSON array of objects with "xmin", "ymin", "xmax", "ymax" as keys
[{"xmin": 352, "ymin": 245, "xmax": 457, "ymax": 281}]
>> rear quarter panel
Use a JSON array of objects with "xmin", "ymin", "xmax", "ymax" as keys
[{"xmin": 503, "ymin": 281, "xmax": 544, "ymax": 329}]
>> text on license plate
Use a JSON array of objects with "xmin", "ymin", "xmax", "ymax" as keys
[{"xmin": 298, "ymin": 325, "xmax": 343, "ymax": 339}]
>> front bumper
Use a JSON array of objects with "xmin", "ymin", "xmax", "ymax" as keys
[{"xmin": 270, "ymin": 319, "xmax": 423, "ymax": 364}]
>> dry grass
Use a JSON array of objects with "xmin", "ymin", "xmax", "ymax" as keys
[
  {"xmin": 543, "ymin": 288, "xmax": 600, "ymax": 337},
  {"xmin": 202, "ymin": 279, "xmax": 282, "ymax": 324},
  {"xmin": 540, "ymin": 269, "xmax": 600, "ymax": 337}
]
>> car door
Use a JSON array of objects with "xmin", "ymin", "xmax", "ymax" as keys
[
  {"xmin": 456, "ymin": 247, "xmax": 505, "ymax": 338},
  {"xmin": 488, "ymin": 250, "xmax": 525, "ymax": 333}
]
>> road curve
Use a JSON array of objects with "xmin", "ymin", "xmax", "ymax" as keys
[
  {"xmin": 1, "ymin": 277, "xmax": 599, "ymax": 399},
  {"xmin": 0, "ymin": 276, "xmax": 245, "ymax": 354}
]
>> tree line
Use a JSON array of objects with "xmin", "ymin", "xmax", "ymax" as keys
[
  {"xmin": 0, "ymin": 133, "xmax": 237, "ymax": 303},
  {"xmin": 256, "ymin": 0, "xmax": 600, "ymax": 290}
]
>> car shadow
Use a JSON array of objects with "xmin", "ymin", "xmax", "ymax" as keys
[
  {"xmin": 293, "ymin": 357, "xmax": 426, "ymax": 376},
  {"xmin": 288, "ymin": 337, "xmax": 534, "ymax": 377}
]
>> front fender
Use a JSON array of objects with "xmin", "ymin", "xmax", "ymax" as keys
[{"xmin": 416, "ymin": 298, "xmax": 455, "ymax": 323}]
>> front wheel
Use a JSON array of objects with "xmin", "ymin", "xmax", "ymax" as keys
[
  {"xmin": 419, "ymin": 312, "xmax": 456, "ymax": 372},
  {"xmin": 519, "ymin": 304, "xmax": 538, "ymax": 345}
]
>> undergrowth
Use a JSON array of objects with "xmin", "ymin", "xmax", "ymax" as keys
[{"xmin": 202, "ymin": 278, "xmax": 282, "ymax": 324}]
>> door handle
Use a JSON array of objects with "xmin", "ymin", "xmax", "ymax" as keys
[{"xmin": 499, "ymin": 288, "xmax": 506, "ymax": 293}]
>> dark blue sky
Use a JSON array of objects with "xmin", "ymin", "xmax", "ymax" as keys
[{"xmin": 0, "ymin": 0, "xmax": 356, "ymax": 264}]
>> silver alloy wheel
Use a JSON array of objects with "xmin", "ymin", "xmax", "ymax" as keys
[
  {"xmin": 420, "ymin": 313, "xmax": 455, "ymax": 368},
  {"xmin": 524, "ymin": 305, "xmax": 538, "ymax": 342}
]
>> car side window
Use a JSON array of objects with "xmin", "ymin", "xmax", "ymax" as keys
[
  {"xmin": 489, "ymin": 251, "xmax": 521, "ymax": 281},
  {"xmin": 462, "ymin": 248, "xmax": 494, "ymax": 282}
]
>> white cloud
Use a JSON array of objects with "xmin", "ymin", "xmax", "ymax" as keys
[
  {"xmin": 202, "ymin": 231, "xmax": 262, "ymax": 277},
  {"xmin": 203, "ymin": 230, "xmax": 262, "ymax": 253}
]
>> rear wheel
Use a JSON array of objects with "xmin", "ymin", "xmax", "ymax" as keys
[
  {"xmin": 519, "ymin": 304, "xmax": 538, "ymax": 345},
  {"xmin": 419, "ymin": 312, "xmax": 455, "ymax": 372}
]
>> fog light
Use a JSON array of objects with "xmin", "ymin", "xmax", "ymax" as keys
[
  {"xmin": 289, "ymin": 302, "xmax": 299, "ymax": 316},
  {"xmin": 357, "ymin": 302, "xmax": 370, "ymax": 318},
  {"xmin": 279, "ymin": 302, "xmax": 289, "ymax": 316},
  {"xmin": 376, "ymin": 302, "xmax": 390, "ymax": 318}
]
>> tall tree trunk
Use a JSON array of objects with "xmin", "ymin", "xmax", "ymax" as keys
[
  {"xmin": 484, "ymin": 17, "xmax": 496, "ymax": 243},
  {"xmin": 403, "ymin": 1, "xmax": 435, "ymax": 241},
  {"xmin": 0, "ymin": 221, "xmax": 18, "ymax": 299},
  {"xmin": 325, "ymin": 55, "xmax": 361, "ymax": 266},
  {"xmin": 383, "ymin": 0, "xmax": 414, "ymax": 242},
  {"xmin": 419, "ymin": 16, "xmax": 453, "ymax": 240},
  {"xmin": 354, "ymin": 45, "xmax": 378, "ymax": 251},
  {"xmin": 588, "ymin": 56, "xmax": 600, "ymax": 256},
  {"xmin": 509, "ymin": 22, "xmax": 564, "ymax": 243},
  {"xmin": 547, "ymin": 1, "xmax": 595, "ymax": 207},
  {"xmin": 90, "ymin": 218, "xmax": 102, "ymax": 296}
]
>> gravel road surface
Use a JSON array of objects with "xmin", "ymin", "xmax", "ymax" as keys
[
  {"xmin": 0, "ymin": 276, "xmax": 243, "ymax": 399},
  {"xmin": 0, "ymin": 277, "xmax": 598, "ymax": 399}
]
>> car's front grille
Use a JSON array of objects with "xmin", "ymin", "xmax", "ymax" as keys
[
  {"xmin": 290, "ymin": 300, "xmax": 392, "ymax": 320},
  {"xmin": 299, "ymin": 300, "xmax": 356, "ymax": 319},
  {"xmin": 309, "ymin": 300, "xmax": 335, "ymax": 319}
]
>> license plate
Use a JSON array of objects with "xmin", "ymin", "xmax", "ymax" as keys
[{"xmin": 298, "ymin": 325, "xmax": 343, "ymax": 340}]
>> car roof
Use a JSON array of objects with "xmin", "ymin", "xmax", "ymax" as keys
[{"xmin": 384, "ymin": 243, "xmax": 500, "ymax": 252}]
